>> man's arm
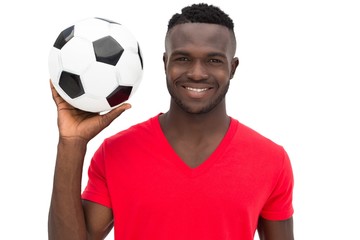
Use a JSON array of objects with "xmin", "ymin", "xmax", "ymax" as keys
[
  {"xmin": 82, "ymin": 200, "xmax": 114, "ymax": 239},
  {"xmin": 257, "ymin": 217, "xmax": 294, "ymax": 240},
  {"xmin": 48, "ymin": 139, "xmax": 115, "ymax": 240},
  {"xmin": 48, "ymin": 138, "xmax": 89, "ymax": 240},
  {"xmin": 48, "ymin": 82, "xmax": 130, "ymax": 239}
]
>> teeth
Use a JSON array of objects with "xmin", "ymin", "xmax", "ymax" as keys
[{"xmin": 186, "ymin": 87, "xmax": 208, "ymax": 92}]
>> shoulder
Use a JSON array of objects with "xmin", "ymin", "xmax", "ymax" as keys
[
  {"xmin": 230, "ymin": 118, "xmax": 289, "ymax": 165},
  {"xmin": 230, "ymin": 118, "xmax": 294, "ymax": 197},
  {"xmin": 103, "ymin": 114, "xmax": 160, "ymax": 147},
  {"xmin": 231, "ymin": 118, "xmax": 283, "ymax": 150}
]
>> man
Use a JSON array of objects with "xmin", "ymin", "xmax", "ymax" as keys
[{"xmin": 48, "ymin": 3, "xmax": 294, "ymax": 240}]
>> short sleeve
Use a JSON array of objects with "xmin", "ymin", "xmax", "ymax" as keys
[
  {"xmin": 260, "ymin": 149, "xmax": 294, "ymax": 220},
  {"xmin": 82, "ymin": 143, "xmax": 112, "ymax": 208}
]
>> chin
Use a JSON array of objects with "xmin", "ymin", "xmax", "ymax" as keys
[{"xmin": 181, "ymin": 104, "xmax": 217, "ymax": 115}]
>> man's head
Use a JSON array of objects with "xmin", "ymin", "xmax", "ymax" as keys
[{"xmin": 163, "ymin": 3, "xmax": 239, "ymax": 115}]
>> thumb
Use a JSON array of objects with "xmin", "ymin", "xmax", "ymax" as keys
[{"xmin": 99, "ymin": 103, "xmax": 132, "ymax": 128}]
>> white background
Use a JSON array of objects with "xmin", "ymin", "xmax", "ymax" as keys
[{"xmin": 1, "ymin": 0, "xmax": 359, "ymax": 239}]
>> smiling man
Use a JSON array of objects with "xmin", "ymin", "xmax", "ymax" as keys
[{"xmin": 49, "ymin": 3, "xmax": 294, "ymax": 240}]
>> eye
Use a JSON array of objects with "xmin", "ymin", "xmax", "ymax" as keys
[
  {"xmin": 209, "ymin": 58, "xmax": 223, "ymax": 64},
  {"xmin": 176, "ymin": 57, "xmax": 190, "ymax": 62}
]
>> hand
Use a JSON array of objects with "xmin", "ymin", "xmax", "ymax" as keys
[{"xmin": 50, "ymin": 80, "xmax": 131, "ymax": 143}]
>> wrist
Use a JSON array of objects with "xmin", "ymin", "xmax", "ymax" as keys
[
  {"xmin": 58, "ymin": 136, "xmax": 89, "ymax": 148},
  {"xmin": 57, "ymin": 137, "xmax": 88, "ymax": 162},
  {"xmin": 55, "ymin": 137, "xmax": 88, "ymax": 174}
]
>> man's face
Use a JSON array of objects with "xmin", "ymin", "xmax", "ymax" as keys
[{"xmin": 163, "ymin": 23, "xmax": 238, "ymax": 114}]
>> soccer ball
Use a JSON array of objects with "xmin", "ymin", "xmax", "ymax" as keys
[{"xmin": 48, "ymin": 17, "xmax": 144, "ymax": 113}]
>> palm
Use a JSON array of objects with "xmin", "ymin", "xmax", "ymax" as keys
[
  {"xmin": 56, "ymin": 98, "xmax": 100, "ymax": 141},
  {"xmin": 50, "ymin": 81, "xmax": 130, "ymax": 142}
]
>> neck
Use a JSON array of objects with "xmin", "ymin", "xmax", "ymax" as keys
[{"xmin": 159, "ymin": 101, "xmax": 230, "ymax": 139}]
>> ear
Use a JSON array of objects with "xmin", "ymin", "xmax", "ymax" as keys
[
  {"xmin": 163, "ymin": 53, "xmax": 168, "ymax": 71},
  {"xmin": 230, "ymin": 57, "xmax": 239, "ymax": 79}
]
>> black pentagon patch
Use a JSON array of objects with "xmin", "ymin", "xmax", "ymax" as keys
[
  {"xmin": 93, "ymin": 36, "xmax": 124, "ymax": 66},
  {"xmin": 53, "ymin": 25, "xmax": 74, "ymax": 49},
  {"xmin": 137, "ymin": 43, "xmax": 144, "ymax": 69},
  {"xmin": 106, "ymin": 85, "xmax": 132, "ymax": 107},
  {"xmin": 59, "ymin": 71, "xmax": 85, "ymax": 98},
  {"xmin": 95, "ymin": 17, "xmax": 120, "ymax": 25}
]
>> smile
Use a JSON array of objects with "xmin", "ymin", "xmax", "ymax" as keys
[{"xmin": 185, "ymin": 87, "xmax": 209, "ymax": 92}]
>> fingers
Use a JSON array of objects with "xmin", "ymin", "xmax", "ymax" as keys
[
  {"xmin": 49, "ymin": 80, "xmax": 57, "ymax": 97},
  {"xmin": 50, "ymin": 78, "xmax": 131, "ymax": 128},
  {"xmin": 50, "ymin": 80, "xmax": 62, "ymax": 104},
  {"xmin": 50, "ymin": 80, "xmax": 75, "ymax": 111}
]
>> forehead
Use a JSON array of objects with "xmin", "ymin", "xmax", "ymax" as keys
[{"xmin": 165, "ymin": 23, "xmax": 233, "ymax": 54}]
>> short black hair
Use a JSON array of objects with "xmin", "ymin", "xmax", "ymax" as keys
[{"xmin": 167, "ymin": 3, "xmax": 234, "ymax": 32}]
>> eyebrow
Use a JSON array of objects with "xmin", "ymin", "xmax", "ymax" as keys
[
  {"xmin": 207, "ymin": 52, "xmax": 227, "ymax": 58},
  {"xmin": 171, "ymin": 50, "xmax": 227, "ymax": 58}
]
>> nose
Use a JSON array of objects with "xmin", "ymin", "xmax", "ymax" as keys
[{"xmin": 186, "ymin": 60, "xmax": 209, "ymax": 81}]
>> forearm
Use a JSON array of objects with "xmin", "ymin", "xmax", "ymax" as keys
[{"xmin": 48, "ymin": 138, "xmax": 88, "ymax": 240}]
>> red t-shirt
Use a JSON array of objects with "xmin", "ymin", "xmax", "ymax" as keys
[{"xmin": 82, "ymin": 115, "xmax": 294, "ymax": 239}]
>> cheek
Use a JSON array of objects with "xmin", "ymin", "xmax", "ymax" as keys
[
  {"xmin": 167, "ymin": 65, "xmax": 185, "ymax": 82},
  {"xmin": 213, "ymin": 70, "xmax": 230, "ymax": 84}
]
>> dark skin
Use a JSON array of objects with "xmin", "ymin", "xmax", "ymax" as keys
[
  {"xmin": 48, "ymin": 82, "xmax": 126, "ymax": 240},
  {"xmin": 48, "ymin": 22, "xmax": 294, "ymax": 240}
]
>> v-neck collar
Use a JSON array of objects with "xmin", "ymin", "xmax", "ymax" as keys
[{"xmin": 152, "ymin": 114, "xmax": 238, "ymax": 178}]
